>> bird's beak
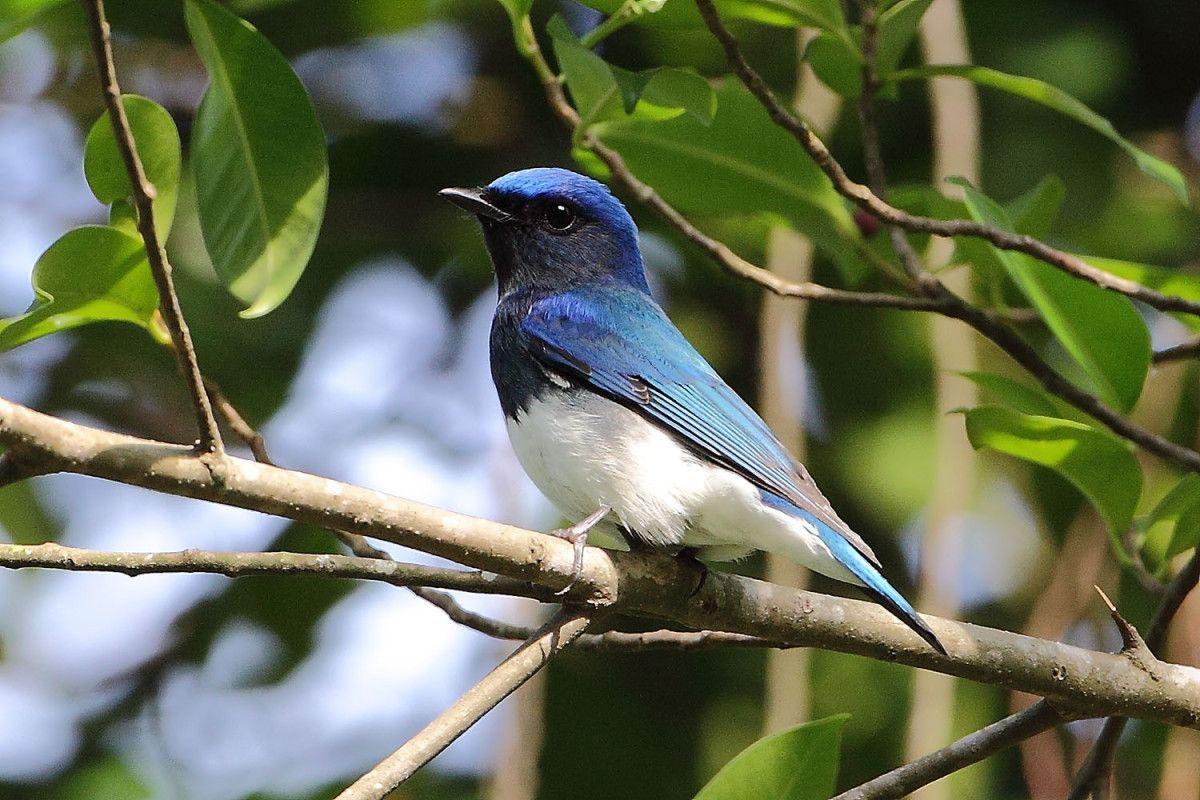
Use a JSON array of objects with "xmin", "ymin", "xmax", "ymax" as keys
[{"xmin": 438, "ymin": 186, "xmax": 510, "ymax": 222}]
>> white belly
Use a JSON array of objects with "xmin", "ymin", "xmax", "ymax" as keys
[{"xmin": 505, "ymin": 389, "xmax": 858, "ymax": 584}]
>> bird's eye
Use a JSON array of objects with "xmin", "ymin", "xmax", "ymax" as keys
[{"xmin": 545, "ymin": 203, "xmax": 577, "ymax": 231}]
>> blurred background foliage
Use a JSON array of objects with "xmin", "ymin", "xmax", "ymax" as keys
[{"xmin": 0, "ymin": 0, "xmax": 1198, "ymax": 797}]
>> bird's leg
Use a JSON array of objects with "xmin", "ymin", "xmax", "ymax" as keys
[{"xmin": 550, "ymin": 505, "xmax": 611, "ymax": 596}]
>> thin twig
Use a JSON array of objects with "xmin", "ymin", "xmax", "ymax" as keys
[
  {"xmin": 832, "ymin": 700, "xmax": 1070, "ymax": 800},
  {"xmin": 335, "ymin": 609, "xmax": 591, "ymax": 799},
  {"xmin": 82, "ymin": 0, "xmax": 223, "ymax": 455},
  {"xmin": 514, "ymin": 19, "xmax": 947, "ymax": 315},
  {"xmin": 1153, "ymin": 336, "xmax": 1200, "ymax": 365},
  {"xmin": 1068, "ymin": 550, "xmax": 1200, "ymax": 799},
  {"xmin": 0, "ymin": 541, "xmax": 539, "ymax": 595},
  {"xmin": 692, "ymin": 0, "xmax": 1200, "ymax": 320},
  {"xmin": 678, "ymin": 0, "xmax": 1200, "ymax": 474}
]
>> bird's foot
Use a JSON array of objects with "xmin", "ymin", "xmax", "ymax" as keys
[{"xmin": 550, "ymin": 505, "xmax": 611, "ymax": 596}]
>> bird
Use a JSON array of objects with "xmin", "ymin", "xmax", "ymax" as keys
[{"xmin": 440, "ymin": 167, "xmax": 945, "ymax": 654}]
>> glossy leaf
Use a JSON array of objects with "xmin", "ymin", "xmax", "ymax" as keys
[
  {"xmin": 84, "ymin": 95, "xmax": 182, "ymax": 235},
  {"xmin": 1141, "ymin": 474, "xmax": 1200, "ymax": 568},
  {"xmin": 895, "ymin": 65, "xmax": 1189, "ymax": 203},
  {"xmin": 590, "ymin": 80, "xmax": 858, "ymax": 265},
  {"xmin": 577, "ymin": 0, "xmax": 848, "ymax": 34},
  {"xmin": 805, "ymin": 33, "xmax": 862, "ymax": 98},
  {"xmin": 958, "ymin": 371, "xmax": 1060, "ymax": 417},
  {"xmin": 1006, "ymin": 174, "xmax": 1065, "ymax": 239},
  {"xmin": 0, "ymin": 226, "xmax": 157, "ymax": 351},
  {"xmin": 185, "ymin": 0, "xmax": 329, "ymax": 318},
  {"xmin": 874, "ymin": 0, "xmax": 932, "ymax": 74},
  {"xmin": 693, "ymin": 715, "xmax": 847, "ymax": 800},
  {"xmin": 807, "ymin": 0, "xmax": 932, "ymax": 98},
  {"xmin": 551, "ymin": 16, "xmax": 716, "ymax": 126},
  {"xmin": 0, "ymin": 0, "xmax": 63, "ymax": 43},
  {"xmin": 964, "ymin": 406, "xmax": 1141, "ymax": 536},
  {"xmin": 1083, "ymin": 255, "xmax": 1200, "ymax": 333},
  {"xmin": 953, "ymin": 179, "xmax": 1150, "ymax": 412}
]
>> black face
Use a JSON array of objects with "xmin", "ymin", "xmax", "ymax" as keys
[{"xmin": 439, "ymin": 185, "xmax": 644, "ymax": 296}]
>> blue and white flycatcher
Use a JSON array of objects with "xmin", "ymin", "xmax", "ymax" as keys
[{"xmin": 441, "ymin": 167, "xmax": 944, "ymax": 654}]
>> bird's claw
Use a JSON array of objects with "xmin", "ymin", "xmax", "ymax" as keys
[{"xmin": 550, "ymin": 505, "xmax": 610, "ymax": 596}]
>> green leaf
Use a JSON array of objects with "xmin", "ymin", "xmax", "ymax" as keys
[
  {"xmin": 1083, "ymin": 255, "xmax": 1200, "ymax": 333},
  {"xmin": 894, "ymin": 65, "xmax": 1189, "ymax": 203},
  {"xmin": 576, "ymin": 0, "xmax": 848, "ymax": 35},
  {"xmin": 964, "ymin": 406, "xmax": 1141, "ymax": 536},
  {"xmin": 953, "ymin": 179, "xmax": 1150, "ymax": 412},
  {"xmin": 875, "ymin": 0, "xmax": 932, "ymax": 75},
  {"xmin": 591, "ymin": 80, "xmax": 858, "ymax": 267},
  {"xmin": 0, "ymin": 0, "xmax": 64, "ymax": 43},
  {"xmin": 805, "ymin": 32, "xmax": 862, "ymax": 98},
  {"xmin": 551, "ymin": 18, "xmax": 621, "ymax": 123},
  {"xmin": 551, "ymin": 16, "xmax": 716, "ymax": 125},
  {"xmin": 958, "ymin": 371, "xmax": 1060, "ymax": 417},
  {"xmin": 0, "ymin": 226, "xmax": 157, "ymax": 351},
  {"xmin": 1006, "ymin": 175, "xmax": 1065, "ymax": 239},
  {"xmin": 693, "ymin": 715, "xmax": 847, "ymax": 800},
  {"xmin": 806, "ymin": 0, "xmax": 932, "ymax": 98},
  {"xmin": 185, "ymin": 0, "xmax": 329, "ymax": 318},
  {"xmin": 1141, "ymin": 474, "xmax": 1200, "ymax": 568},
  {"xmin": 84, "ymin": 95, "xmax": 182, "ymax": 235}
]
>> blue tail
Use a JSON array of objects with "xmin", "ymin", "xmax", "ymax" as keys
[{"xmin": 762, "ymin": 493, "xmax": 946, "ymax": 655}]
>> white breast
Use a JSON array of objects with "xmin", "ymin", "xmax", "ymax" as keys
[{"xmin": 504, "ymin": 388, "xmax": 859, "ymax": 585}]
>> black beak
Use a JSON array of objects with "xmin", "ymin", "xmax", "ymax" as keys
[{"xmin": 438, "ymin": 186, "xmax": 511, "ymax": 222}]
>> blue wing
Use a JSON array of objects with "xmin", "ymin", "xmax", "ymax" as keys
[
  {"xmin": 520, "ymin": 286, "xmax": 945, "ymax": 655},
  {"xmin": 520, "ymin": 285, "xmax": 877, "ymax": 564}
]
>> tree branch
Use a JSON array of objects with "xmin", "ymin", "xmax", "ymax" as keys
[
  {"xmin": 1068, "ymin": 550, "xmax": 1200, "ymax": 799},
  {"xmin": 691, "ymin": 0, "xmax": 1200, "ymax": 320},
  {"xmin": 516, "ymin": 7, "xmax": 1200, "ymax": 476},
  {"xmin": 82, "ymin": 0, "xmax": 223, "ymax": 455},
  {"xmin": 513, "ymin": 18, "xmax": 947, "ymax": 315},
  {"xmin": 334, "ymin": 609, "xmax": 591, "ymax": 800},
  {"xmin": 3, "ymin": 397, "xmax": 1200, "ymax": 727},
  {"xmin": 0, "ymin": 540, "xmax": 541, "ymax": 594},
  {"xmin": 833, "ymin": 700, "xmax": 1070, "ymax": 800},
  {"xmin": 1152, "ymin": 336, "xmax": 1200, "ymax": 365}
]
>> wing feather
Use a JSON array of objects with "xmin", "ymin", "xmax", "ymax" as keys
[{"xmin": 521, "ymin": 287, "xmax": 880, "ymax": 568}]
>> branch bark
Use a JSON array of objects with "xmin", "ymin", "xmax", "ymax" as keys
[
  {"xmin": 0, "ymin": 541, "xmax": 538, "ymax": 596},
  {"xmin": 334, "ymin": 609, "xmax": 591, "ymax": 800},
  {"xmin": 82, "ymin": 0, "xmax": 223, "ymax": 455},
  {"xmin": 3, "ymin": 397, "xmax": 1200, "ymax": 727}
]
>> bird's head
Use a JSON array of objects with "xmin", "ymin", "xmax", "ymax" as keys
[{"xmin": 440, "ymin": 167, "xmax": 649, "ymax": 296}]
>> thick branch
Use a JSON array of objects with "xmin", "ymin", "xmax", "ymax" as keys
[
  {"xmin": 335, "ymin": 610, "xmax": 590, "ymax": 799},
  {"xmin": 833, "ymin": 700, "xmax": 1068, "ymax": 800},
  {"xmin": 3, "ymin": 398, "xmax": 1200, "ymax": 727},
  {"xmin": 82, "ymin": 0, "xmax": 222, "ymax": 455},
  {"xmin": 692, "ymin": 0, "xmax": 1200, "ymax": 320}
]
